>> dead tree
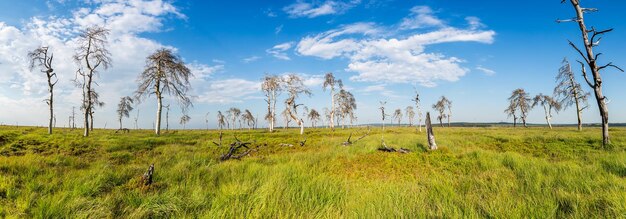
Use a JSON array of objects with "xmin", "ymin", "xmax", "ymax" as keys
[
  {"xmin": 426, "ymin": 112, "xmax": 437, "ymax": 150},
  {"xmin": 412, "ymin": 90, "xmax": 423, "ymax": 132},
  {"xmin": 227, "ymin": 108, "xmax": 241, "ymax": 130},
  {"xmin": 28, "ymin": 46, "xmax": 57, "ymax": 134},
  {"xmin": 74, "ymin": 27, "xmax": 111, "ymax": 137},
  {"xmin": 116, "ymin": 96, "xmax": 134, "ymax": 130},
  {"xmin": 532, "ymin": 94, "xmax": 562, "ymax": 129},
  {"xmin": 393, "ymin": 109, "xmax": 402, "ymax": 126},
  {"xmin": 558, "ymin": 0, "xmax": 623, "ymax": 145},
  {"xmin": 323, "ymin": 72, "xmax": 341, "ymax": 130},
  {"xmin": 242, "ymin": 109, "xmax": 255, "ymax": 130},
  {"xmin": 142, "ymin": 164, "xmax": 154, "ymax": 186},
  {"xmin": 432, "ymin": 97, "xmax": 447, "ymax": 127},
  {"xmin": 180, "ymin": 114, "xmax": 190, "ymax": 129},
  {"xmin": 308, "ymin": 109, "xmax": 321, "ymax": 127},
  {"xmin": 504, "ymin": 101, "xmax": 518, "ymax": 127},
  {"xmin": 135, "ymin": 49, "xmax": 192, "ymax": 136},
  {"xmin": 218, "ymin": 136, "xmax": 258, "ymax": 161},
  {"xmin": 342, "ymin": 127, "xmax": 370, "ymax": 146},
  {"xmin": 262, "ymin": 74, "xmax": 283, "ymax": 132},
  {"xmin": 405, "ymin": 106, "xmax": 415, "ymax": 127},
  {"xmin": 508, "ymin": 88, "xmax": 531, "ymax": 127},
  {"xmin": 335, "ymin": 88, "xmax": 356, "ymax": 129},
  {"xmin": 217, "ymin": 111, "xmax": 227, "ymax": 130},
  {"xmin": 283, "ymin": 74, "xmax": 311, "ymax": 135},
  {"xmin": 205, "ymin": 112, "xmax": 210, "ymax": 130},
  {"xmin": 555, "ymin": 58, "xmax": 589, "ymax": 131}
]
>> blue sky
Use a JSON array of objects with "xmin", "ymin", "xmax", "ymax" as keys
[{"xmin": 0, "ymin": 0, "xmax": 625, "ymax": 129}]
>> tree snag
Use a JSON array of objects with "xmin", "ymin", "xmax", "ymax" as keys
[
  {"xmin": 558, "ymin": 0, "xmax": 624, "ymax": 146},
  {"xmin": 142, "ymin": 164, "xmax": 154, "ymax": 186},
  {"xmin": 426, "ymin": 112, "xmax": 437, "ymax": 150}
]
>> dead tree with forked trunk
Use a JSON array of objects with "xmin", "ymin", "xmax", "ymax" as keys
[
  {"xmin": 283, "ymin": 74, "xmax": 311, "ymax": 135},
  {"xmin": 508, "ymin": 88, "xmax": 531, "ymax": 128},
  {"xmin": 323, "ymin": 72, "xmax": 341, "ymax": 130},
  {"xmin": 554, "ymin": 58, "xmax": 589, "ymax": 131},
  {"xmin": 532, "ymin": 94, "xmax": 562, "ymax": 129},
  {"xmin": 412, "ymin": 90, "xmax": 422, "ymax": 132},
  {"xmin": 393, "ymin": 109, "xmax": 402, "ymax": 126},
  {"xmin": 262, "ymin": 75, "xmax": 282, "ymax": 132},
  {"xmin": 73, "ymin": 27, "xmax": 111, "ymax": 137},
  {"xmin": 135, "ymin": 49, "xmax": 192, "ymax": 136},
  {"xmin": 28, "ymin": 46, "xmax": 57, "ymax": 135},
  {"xmin": 558, "ymin": 0, "xmax": 623, "ymax": 146}
]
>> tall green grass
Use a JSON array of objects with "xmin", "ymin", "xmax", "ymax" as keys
[{"xmin": 0, "ymin": 125, "xmax": 624, "ymax": 218}]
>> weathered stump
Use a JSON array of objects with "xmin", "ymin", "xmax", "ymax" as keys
[
  {"xmin": 142, "ymin": 164, "xmax": 154, "ymax": 186},
  {"xmin": 426, "ymin": 112, "xmax": 438, "ymax": 150}
]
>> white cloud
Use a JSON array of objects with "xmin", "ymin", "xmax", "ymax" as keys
[
  {"xmin": 266, "ymin": 42, "xmax": 294, "ymax": 60},
  {"xmin": 476, "ymin": 65, "xmax": 496, "ymax": 76},
  {"xmin": 197, "ymin": 79, "xmax": 261, "ymax": 104},
  {"xmin": 243, "ymin": 56, "xmax": 261, "ymax": 63},
  {"xmin": 284, "ymin": 0, "xmax": 361, "ymax": 18},
  {"xmin": 399, "ymin": 6, "xmax": 444, "ymax": 30},
  {"xmin": 295, "ymin": 7, "xmax": 496, "ymax": 87},
  {"xmin": 361, "ymin": 84, "xmax": 398, "ymax": 98},
  {"xmin": 296, "ymin": 22, "xmax": 381, "ymax": 59},
  {"xmin": 188, "ymin": 62, "xmax": 224, "ymax": 81}
]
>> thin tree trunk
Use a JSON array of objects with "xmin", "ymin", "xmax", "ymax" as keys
[
  {"xmin": 571, "ymin": 0, "xmax": 609, "ymax": 145},
  {"xmin": 330, "ymin": 89, "xmax": 335, "ymax": 130},
  {"xmin": 543, "ymin": 105, "xmax": 552, "ymax": 129},
  {"xmin": 90, "ymin": 112, "xmax": 94, "ymax": 131},
  {"xmin": 83, "ymin": 76, "xmax": 92, "ymax": 137},
  {"xmin": 48, "ymin": 89, "xmax": 53, "ymax": 134},
  {"xmin": 155, "ymin": 94, "xmax": 162, "ymax": 135}
]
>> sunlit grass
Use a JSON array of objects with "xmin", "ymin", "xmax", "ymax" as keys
[{"xmin": 0, "ymin": 125, "xmax": 624, "ymax": 218}]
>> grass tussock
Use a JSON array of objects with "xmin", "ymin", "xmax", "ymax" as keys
[{"xmin": 0, "ymin": 125, "xmax": 625, "ymax": 218}]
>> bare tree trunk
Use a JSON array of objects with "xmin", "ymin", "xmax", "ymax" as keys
[
  {"xmin": 543, "ymin": 105, "xmax": 552, "ymax": 129},
  {"xmin": 426, "ymin": 112, "xmax": 437, "ymax": 150},
  {"xmin": 569, "ymin": 0, "xmax": 612, "ymax": 145},
  {"xmin": 330, "ymin": 89, "xmax": 335, "ymax": 130},
  {"xmin": 83, "ymin": 76, "xmax": 92, "ymax": 137},
  {"xmin": 155, "ymin": 94, "xmax": 162, "ymax": 135},
  {"xmin": 513, "ymin": 116, "xmax": 517, "ymax": 128},
  {"xmin": 90, "ymin": 111, "xmax": 94, "ymax": 131},
  {"xmin": 48, "ymin": 89, "xmax": 53, "ymax": 134},
  {"xmin": 299, "ymin": 119, "xmax": 304, "ymax": 135}
]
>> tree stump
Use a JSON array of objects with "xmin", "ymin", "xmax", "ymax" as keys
[
  {"xmin": 142, "ymin": 164, "xmax": 154, "ymax": 186},
  {"xmin": 426, "ymin": 112, "xmax": 438, "ymax": 150}
]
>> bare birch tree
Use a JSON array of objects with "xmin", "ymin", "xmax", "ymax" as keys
[
  {"xmin": 116, "ymin": 96, "xmax": 134, "ymax": 130},
  {"xmin": 558, "ymin": 0, "xmax": 623, "ymax": 145},
  {"xmin": 308, "ymin": 109, "xmax": 320, "ymax": 127},
  {"xmin": 262, "ymin": 75, "xmax": 282, "ymax": 132},
  {"xmin": 227, "ymin": 107, "xmax": 241, "ymax": 130},
  {"xmin": 393, "ymin": 109, "xmax": 402, "ymax": 126},
  {"xmin": 432, "ymin": 97, "xmax": 447, "ymax": 127},
  {"xmin": 73, "ymin": 27, "xmax": 111, "ymax": 137},
  {"xmin": 86, "ymin": 90, "xmax": 104, "ymax": 131},
  {"xmin": 554, "ymin": 58, "xmax": 589, "ymax": 131},
  {"xmin": 412, "ymin": 90, "xmax": 422, "ymax": 132},
  {"xmin": 135, "ymin": 48, "xmax": 192, "ymax": 136},
  {"xmin": 508, "ymin": 88, "xmax": 531, "ymax": 127},
  {"xmin": 532, "ymin": 94, "xmax": 562, "ymax": 129},
  {"xmin": 504, "ymin": 101, "xmax": 518, "ymax": 127},
  {"xmin": 323, "ymin": 72, "xmax": 341, "ymax": 130},
  {"xmin": 405, "ymin": 106, "xmax": 415, "ymax": 127},
  {"xmin": 28, "ymin": 46, "xmax": 57, "ymax": 134},
  {"xmin": 242, "ymin": 109, "xmax": 255, "ymax": 130},
  {"xmin": 180, "ymin": 114, "xmax": 190, "ymax": 129},
  {"xmin": 217, "ymin": 111, "xmax": 226, "ymax": 130},
  {"xmin": 282, "ymin": 107, "xmax": 291, "ymax": 129},
  {"xmin": 379, "ymin": 101, "xmax": 388, "ymax": 131},
  {"xmin": 335, "ymin": 88, "xmax": 356, "ymax": 129},
  {"xmin": 283, "ymin": 74, "xmax": 311, "ymax": 135}
]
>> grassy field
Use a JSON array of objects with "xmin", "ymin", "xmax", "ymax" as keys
[{"xmin": 0, "ymin": 125, "xmax": 625, "ymax": 218}]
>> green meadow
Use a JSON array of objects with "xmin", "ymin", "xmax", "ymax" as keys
[{"xmin": 0, "ymin": 125, "xmax": 625, "ymax": 218}]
